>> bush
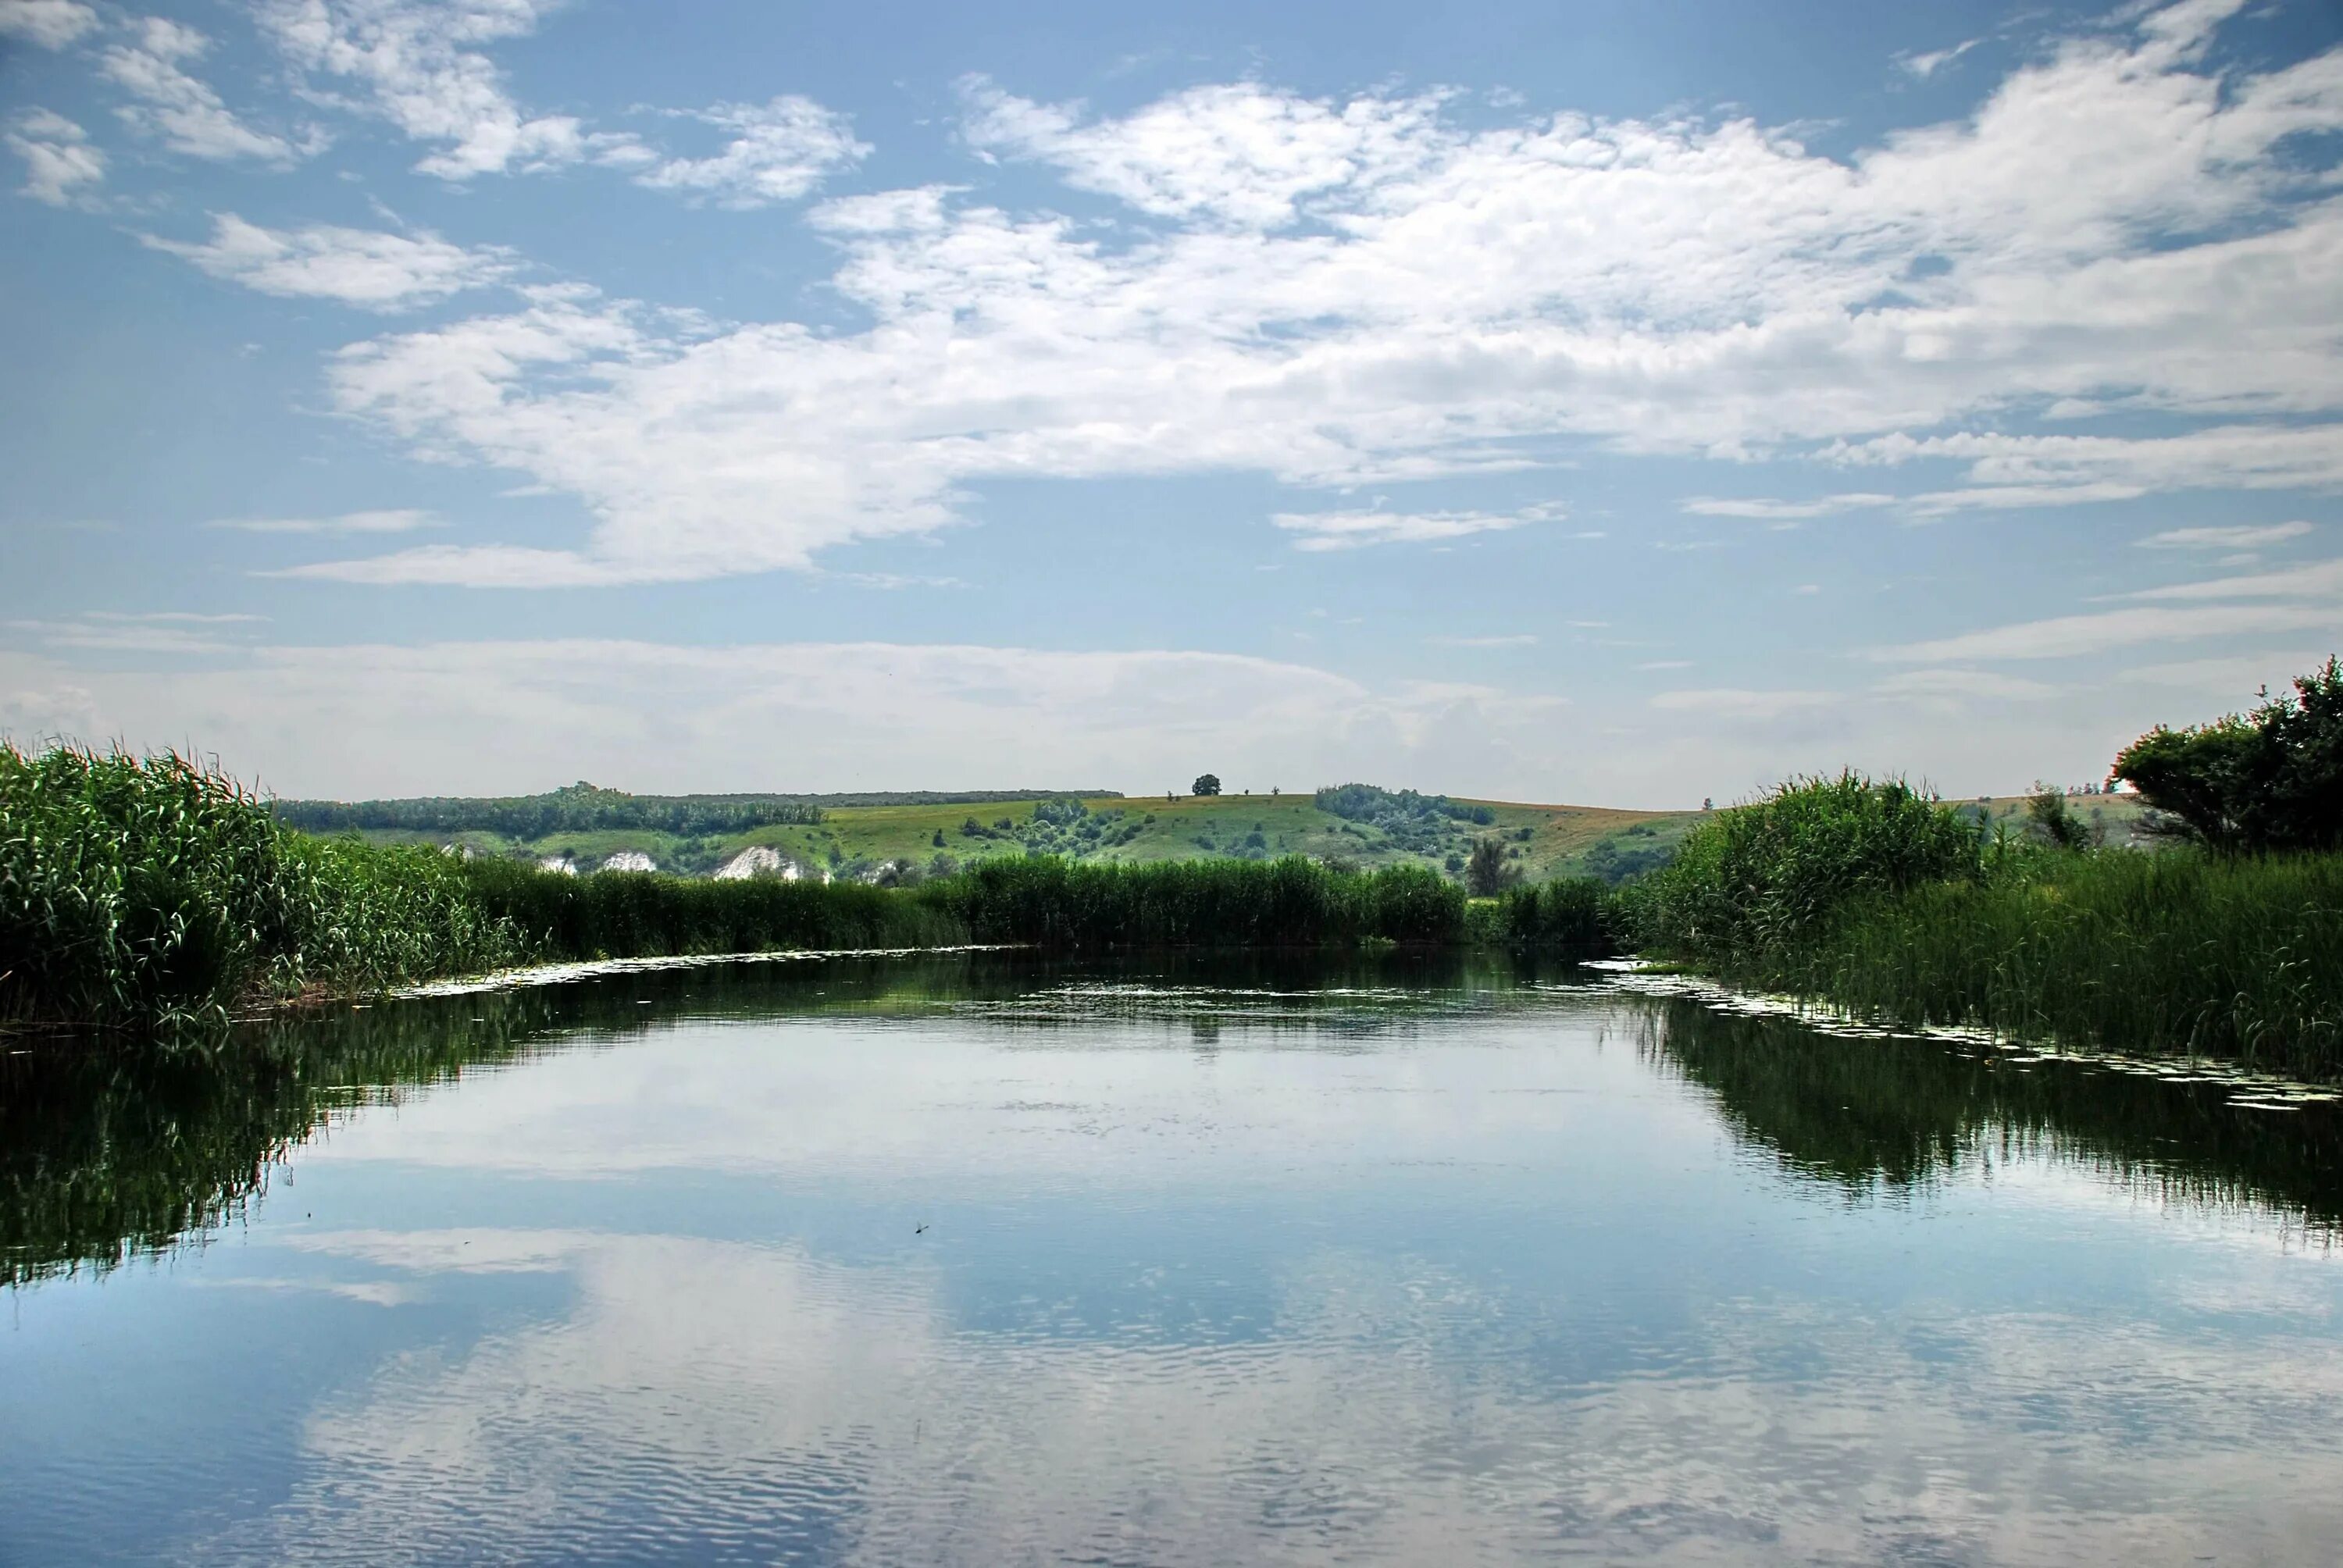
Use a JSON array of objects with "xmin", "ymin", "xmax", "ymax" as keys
[
  {"xmin": 1464, "ymin": 836, "xmax": 1523, "ymax": 896},
  {"xmin": 1491, "ymin": 878, "xmax": 1614, "ymax": 952},
  {"xmin": 1617, "ymin": 772, "xmax": 1978, "ymax": 965},
  {"xmin": 2113, "ymin": 656, "xmax": 2343, "ymax": 850}
]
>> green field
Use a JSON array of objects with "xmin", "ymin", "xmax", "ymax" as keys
[
  {"xmin": 319, "ymin": 784, "xmax": 2152, "ymax": 886},
  {"xmin": 333, "ymin": 790, "xmax": 1706, "ymax": 883}
]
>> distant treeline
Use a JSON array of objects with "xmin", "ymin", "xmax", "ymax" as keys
[{"xmin": 269, "ymin": 782, "xmax": 1127, "ymax": 839}]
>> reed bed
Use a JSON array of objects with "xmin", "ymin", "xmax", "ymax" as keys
[
  {"xmin": 928, "ymin": 853, "xmax": 1466, "ymax": 949},
  {"xmin": 5, "ymin": 747, "xmax": 1540, "ymax": 1033},
  {"xmin": 1621, "ymin": 773, "xmax": 2343, "ymax": 1080}
]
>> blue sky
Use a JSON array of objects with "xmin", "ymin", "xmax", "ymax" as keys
[{"xmin": 4, "ymin": 0, "xmax": 2341, "ymax": 804}]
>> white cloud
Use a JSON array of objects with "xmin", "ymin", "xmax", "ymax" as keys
[
  {"xmin": 1273, "ymin": 507, "xmax": 1553, "ymax": 552},
  {"xmin": 144, "ymin": 216, "xmax": 515, "ymax": 309},
  {"xmin": 208, "ymin": 508, "xmax": 444, "ymax": 533},
  {"xmin": 5, "ymin": 107, "xmax": 102, "ymax": 204},
  {"xmin": 1428, "ymin": 634, "xmax": 1538, "ymax": 647},
  {"xmin": 1824, "ymin": 427, "xmax": 2343, "ymax": 514},
  {"xmin": 1897, "ymin": 38, "xmax": 1983, "ymax": 80},
  {"xmin": 0, "ymin": 0, "xmax": 98, "ymax": 49},
  {"xmin": 2136, "ymin": 521, "xmax": 2314, "ymax": 550},
  {"xmin": 1681, "ymin": 494, "xmax": 1896, "ymax": 519},
  {"xmin": 255, "ymin": 0, "xmax": 856, "ymax": 196},
  {"xmin": 256, "ymin": 0, "xmax": 629, "ymax": 177},
  {"xmin": 959, "ymin": 75, "xmax": 1452, "ymax": 230},
  {"xmin": 101, "ymin": 17, "xmax": 307, "ymax": 162},
  {"xmin": 7, "ymin": 610, "xmax": 266, "ymax": 655},
  {"xmin": 633, "ymin": 97, "xmax": 866, "ymax": 208},
  {"xmin": 285, "ymin": 3, "xmax": 2343, "ymax": 586},
  {"xmin": 2123, "ymin": 554, "xmax": 2343, "ymax": 603}
]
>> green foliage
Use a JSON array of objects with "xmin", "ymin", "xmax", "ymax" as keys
[
  {"xmin": 0, "ymin": 744, "xmax": 522, "ymax": 1032},
  {"xmin": 273, "ymin": 780, "xmax": 827, "ymax": 839},
  {"xmin": 1744, "ymin": 851, "xmax": 2343, "ymax": 1081},
  {"xmin": 1490, "ymin": 877, "xmax": 1614, "ymax": 952},
  {"xmin": 1611, "ymin": 769, "xmax": 2343, "ymax": 1078},
  {"xmin": 1192, "ymin": 773, "xmax": 1222, "ymax": 796},
  {"xmin": 1312, "ymin": 782, "xmax": 1485, "ymax": 854},
  {"xmin": 5, "ymin": 747, "xmax": 1528, "ymax": 1032},
  {"xmin": 1464, "ymin": 836, "xmax": 1523, "ymax": 896},
  {"xmin": 2025, "ymin": 785, "xmax": 2100, "ymax": 850},
  {"xmin": 1617, "ymin": 772, "xmax": 1980, "ymax": 967},
  {"xmin": 928, "ymin": 854, "xmax": 1463, "ymax": 949},
  {"xmin": 1581, "ymin": 835, "xmax": 1673, "ymax": 886},
  {"xmin": 459, "ymin": 857, "xmax": 960, "ymax": 958},
  {"xmin": 2113, "ymin": 656, "xmax": 2343, "ymax": 850}
]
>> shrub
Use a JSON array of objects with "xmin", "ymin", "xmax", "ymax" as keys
[
  {"xmin": 1617, "ymin": 772, "xmax": 1978, "ymax": 965},
  {"xmin": 2113, "ymin": 656, "xmax": 2343, "ymax": 850}
]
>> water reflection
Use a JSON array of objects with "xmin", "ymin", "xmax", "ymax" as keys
[
  {"xmin": 5, "ymin": 954, "xmax": 2343, "ymax": 1564},
  {"xmin": 1639, "ymin": 997, "xmax": 2343, "ymax": 1234}
]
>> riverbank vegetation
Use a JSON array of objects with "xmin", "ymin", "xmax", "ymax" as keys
[
  {"xmin": 1617, "ymin": 658, "xmax": 2343, "ymax": 1079},
  {"xmin": 7, "ymin": 743, "xmax": 1610, "ymax": 1033}
]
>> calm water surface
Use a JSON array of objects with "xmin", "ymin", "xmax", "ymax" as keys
[{"xmin": 5, "ymin": 953, "xmax": 2342, "ymax": 1566}]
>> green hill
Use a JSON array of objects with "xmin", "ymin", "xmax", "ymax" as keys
[{"xmin": 279, "ymin": 782, "xmax": 2152, "ymax": 885}]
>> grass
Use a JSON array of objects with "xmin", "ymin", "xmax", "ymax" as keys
[
  {"xmin": 4, "ymin": 747, "xmax": 1623, "ymax": 1033},
  {"xmin": 1620, "ymin": 773, "xmax": 2343, "ymax": 1080}
]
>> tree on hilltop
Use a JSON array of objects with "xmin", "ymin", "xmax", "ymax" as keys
[{"xmin": 1192, "ymin": 773, "xmax": 1221, "ymax": 796}]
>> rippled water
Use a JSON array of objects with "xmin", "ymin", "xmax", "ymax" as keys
[{"xmin": 5, "ymin": 952, "xmax": 2342, "ymax": 1566}]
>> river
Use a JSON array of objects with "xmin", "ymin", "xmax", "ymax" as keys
[{"xmin": 5, "ymin": 952, "xmax": 2340, "ymax": 1565}]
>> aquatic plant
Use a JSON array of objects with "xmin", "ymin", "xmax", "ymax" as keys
[
  {"xmin": 928, "ymin": 853, "xmax": 1465, "ymax": 950},
  {"xmin": 1617, "ymin": 772, "xmax": 2343, "ymax": 1078}
]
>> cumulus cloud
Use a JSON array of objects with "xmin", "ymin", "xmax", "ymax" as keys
[
  {"xmin": 101, "ymin": 17, "xmax": 308, "ymax": 162},
  {"xmin": 271, "ymin": 2, "xmax": 2343, "ymax": 586},
  {"xmin": 256, "ymin": 0, "xmax": 636, "ymax": 177},
  {"xmin": 143, "ymin": 216, "xmax": 515, "ymax": 308},
  {"xmin": 254, "ymin": 0, "xmax": 856, "ymax": 198},
  {"xmin": 6, "ymin": 107, "xmax": 102, "ymax": 204},
  {"xmin": 633, "ymin": 97, "xmax": 867, "ymax": 208},
  {"xmin": 0, "ymin": 0, "xmax": 98, "ymax": 49}
]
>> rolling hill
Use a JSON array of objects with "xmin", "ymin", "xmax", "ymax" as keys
[{"xmin": 276, "ymin": 782, "xmax": 2153, "ymax": 885}]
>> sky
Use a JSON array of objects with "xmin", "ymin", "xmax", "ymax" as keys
[{"xmin": 3, "ymin": 0, "xmax": 2341, "ymax": 806}]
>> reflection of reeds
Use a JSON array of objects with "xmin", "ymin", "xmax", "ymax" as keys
[
  {"xmin": 1619, "ymin": 774, "xmax": 2343, "ymax": 1080},
  {"xmin": 1636, "ymin": 994, "xmax": 2343, "ymax": 1236}
]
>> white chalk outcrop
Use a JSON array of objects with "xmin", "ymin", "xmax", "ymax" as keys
[
  {"xmin": 538, "ymin": 856, "xmax": 579, "ymax": 876},
  {"xmin": 599, "ymin": 850, "xmax": 658, "ymax": 873},
  {"xmin": 713, "ymin": 846, "xmax": 801, "ymax": 882}
]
